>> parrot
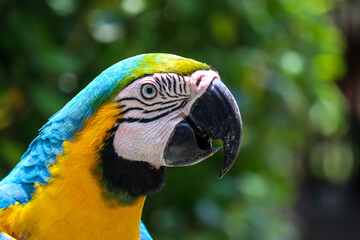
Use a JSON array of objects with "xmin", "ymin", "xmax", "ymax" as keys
[{"xmin": 0, "ymin": 53, "xmax": 242, "ymax": 240}]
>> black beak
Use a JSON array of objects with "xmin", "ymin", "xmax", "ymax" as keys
[{"xmin": 164, "ymin": 78, "xmax": 242, "ymax": 178}]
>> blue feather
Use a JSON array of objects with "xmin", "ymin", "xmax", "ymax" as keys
[
  {"xmin": 140, "ymin": 220, "xmax": 153, "ymax": 240},
  {"xmin": 0, "ymin": 233, "xmax": 15, "ymax": 240}
]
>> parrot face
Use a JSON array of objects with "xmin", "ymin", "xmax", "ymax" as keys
[
  {"xmin": 113, "ymin": 70, "xmax": 220, "ymax": 168},
  {"xmin": 100, "ymin": 68, "xmax": 242, "ymax": 198}
]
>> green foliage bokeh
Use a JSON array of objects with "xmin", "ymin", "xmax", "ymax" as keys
[{"xmin": 0, "ymin": 0, "xmax": 348, "ymax": 239}]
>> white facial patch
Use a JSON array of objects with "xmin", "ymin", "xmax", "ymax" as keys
[
  {"xmin": 113, "ymin": 111, "xmax": 182, "ymax": 168},
  {"xmin": 112, "ymin": 70, "xmax": 220, "ymax": 167}
]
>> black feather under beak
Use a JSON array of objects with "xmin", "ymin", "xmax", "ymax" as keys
[{"xmin": 164, "ymin": 78, "xmax": 242, "ymax": 178}]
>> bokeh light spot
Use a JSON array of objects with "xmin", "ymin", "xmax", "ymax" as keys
[
  {"xmin": 121, "ymin": 0, "xmax": 146, "ymax": 15},
  {"xmin": 311, "ymin": 142, "xmax": 354, "ymax": 184},
  {"xmin": 312, "ymin": 54, "xmax": 345, "ymax": 81},
  {"xmin": 309, "ymin": 100, "xmax": 341, "ymax": 136},
  {"xmin": 150, "ymin": 208, "xmax": 175, "ymax": 231},
  {"xmin": 46, "ymin": 0, "xmax": 75, "ymax": 16},
  {"xmin": 210, "ymin": 13, "xmax": 238, "ymax": 46},
  {"xmin": 58, "ymin": 72, "xmax": 78, "ymax": 94},
  {"xmin": 195, "ymin": 198, "xmax": 222, "ymax": 227},
  {"xmin": 237, "ymin": 172, "xmax": 268, "ymax": 199},
  {"xmin": 280, "ymin": 50, "xmax": 305, "ymax": 76},
  {"xmin": 88, "ymin": 11, "xmax": 124, "ymax": 43},
  {"xmin": 243, "ymin": 0, "xmax": 267, "ymax": 15}
]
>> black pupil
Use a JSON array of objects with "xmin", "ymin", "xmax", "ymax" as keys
[{"xmin": 146, "ymin": 86, "xmax": 153, "ymax": 95}]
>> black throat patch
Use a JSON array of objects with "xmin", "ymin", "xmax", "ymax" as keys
[{"xmin": 98, "ymin": 133, "xmax": 165, "ymax": 201}]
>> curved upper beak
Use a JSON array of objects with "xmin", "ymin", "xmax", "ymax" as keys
[{"xmin": 164, "ymin": 78, "xmax": 242, "ymax": 178}]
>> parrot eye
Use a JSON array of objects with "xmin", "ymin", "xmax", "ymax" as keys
[{"xmin": 141, "ymin": 83, "xmax": 157, "ymax": 100}]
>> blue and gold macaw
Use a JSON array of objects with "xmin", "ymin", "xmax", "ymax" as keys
[{"xmin": 0, "ymin": 54, "xmax": 242, "ymax": 240}]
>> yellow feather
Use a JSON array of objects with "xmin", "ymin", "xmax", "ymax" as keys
[{"xmin": 0, "ymin": 102, "xmax": 145, "ymax": 240}]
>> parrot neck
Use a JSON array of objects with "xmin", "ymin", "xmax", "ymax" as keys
[{"xmin": 0, "ymin": 102, "xmax": 147, "ymax": 240}]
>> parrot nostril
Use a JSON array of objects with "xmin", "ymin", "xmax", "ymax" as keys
[{"xmin": 196, "ymin": 78, "xmax": 202, "ymax": 87}]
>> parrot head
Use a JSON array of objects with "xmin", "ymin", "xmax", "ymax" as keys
[
  {"xmin": 50, "ymin": 53, "xmax": 242, "ymax": 200},
  {"xmin": 88, "ymin": 54, "xmax": 242, "ymax": 198}
]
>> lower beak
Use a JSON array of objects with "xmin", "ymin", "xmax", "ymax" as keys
[{"xmin": 164, "ymin": 78, "xmax": 242, "ymax": 178}]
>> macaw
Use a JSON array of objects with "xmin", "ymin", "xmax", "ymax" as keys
[{"xmin": 0, "ymin": 53, "xmax": 242, "ymax": 240}]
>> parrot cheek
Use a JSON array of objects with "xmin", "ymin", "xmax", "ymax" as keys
[{"xmin": 112, "ymin": 113, "xmax": 183, "ymax": 168}]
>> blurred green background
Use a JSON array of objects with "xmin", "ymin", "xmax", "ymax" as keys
[{"xmin": 1, "ymin": 0, "xmax": 359, "ymax": 239}]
